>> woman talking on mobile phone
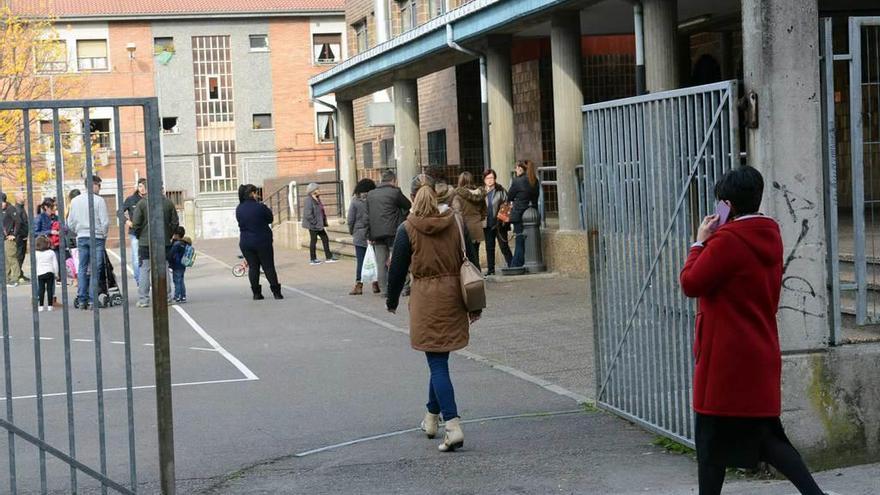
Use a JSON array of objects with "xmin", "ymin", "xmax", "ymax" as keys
[{"xmin": 680, "ymin": 166, "xmax": 825, "ymax": 495}]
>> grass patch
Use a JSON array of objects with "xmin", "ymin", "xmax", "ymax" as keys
[
  {"xmin": 582, "ymin": 401, "xmax": 599, "ymax": 413},
  {"xmin": 652, "ymin": 436, "xmax": 696, "ymax": 456}
]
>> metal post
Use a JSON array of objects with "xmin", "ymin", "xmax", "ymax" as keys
[
  {"xmin": 634, "ymin": 2, "xmax": 646, "ymax": 95},
  {"xmin": 144, "ymin": 99, "xmax": 176, "ymax": 495},
  {"xmin": 849, "ymin": 18, "xmax": 868, "ymax": 325}
]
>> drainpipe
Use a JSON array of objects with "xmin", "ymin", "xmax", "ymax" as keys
[
  {"xmin": 446, "ymin": 23, "xmax": 491, "ymax": 170},
  {"xmin": 633, "ymin": 2, "xmax": 647, "ymax": 95},
  {"xmin": 311, "ymin": 96, "xmax": 345, "ymax": 218}
]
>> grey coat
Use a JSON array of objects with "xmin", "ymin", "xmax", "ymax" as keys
[
  {"xmin": 366, "ymin": 183, "xmax": 411, "ymax": 241},
  {"xmin": 301, "ymin": 194, "xmax": 327, "ymax": 231},
  {"xmin": 347, "ymin": 194, "xmax": 369, "ymax": 247}
]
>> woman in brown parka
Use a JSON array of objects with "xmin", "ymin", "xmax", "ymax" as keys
[
  {"xmin": 386, "ymin": 174, "xmax": 481, "ymax": 452},
  {"xmin": 452, "ymin": 172, "xmax": 487, "ymax": 270}
]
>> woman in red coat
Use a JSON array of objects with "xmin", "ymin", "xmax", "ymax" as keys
[{"xmin": 680, "ymin": 167, "xmax": 825, "ymax": 495}]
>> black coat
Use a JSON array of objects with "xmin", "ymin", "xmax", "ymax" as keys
[
  {"xmin": 237, "ymin": 199, "xmax": 274, "ymax": 250},
  {"xmin": 366, "ymin": 183, "xmax": 411, "ymax": 241},
  {"xmin": 507, "ymin": 175, "xmax": 539, "ymax": 224}
]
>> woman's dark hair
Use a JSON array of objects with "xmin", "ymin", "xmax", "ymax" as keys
[
  {"xmin": 68, "ymin": 189, "xmax": 80, "ymax": 202},
  {"xmin": 353, "ymin": 178, "xmax": 376, "ymax": 195},
  {"xmin": 714, "ymin": 166, "xmax": 764, "ymax": 216},
  {"xmin": 35, "ymin": 235, "xmax": 50, "ymax": 251},
  {"xmin": 482, "ymin": 169, "xmax": 497, "ymax": 180},
  {"xmin": 238, "ymin": 184, "xmax": 258, "ymax": 203},
  {"xmin": 516, "ymin": 160, "xmax": 538, "ymax": 187}
]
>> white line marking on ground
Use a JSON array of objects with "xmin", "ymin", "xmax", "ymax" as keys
[
  {"xmin": 32, "ymin": 337, "xmax": 53, "ymax": 341},
  {"xmin": 108, "ymin": 249, "xmax": 259, "ymax": 382},
  {"xmin": 143, "ymin": 343, "xmax": 154, "ymax": 347},
  {"xmin": 172, "ymin": 305, "xmax": 259, "ymax": 381},
  {"xmin": 294, "ymin": 409, "xmax": 584, "ymax": 457},
  {"xmin": 188, "ymin": 346, "xmax": 219, "ymax": 352},
  {"xmin": 73, "ymin": 338, "xmax": 93, "ymax": 343},
  {"xmin": 201, "ymin": 251, "xmax": 590, "ymax": 405},
  {"xmin": 110, "ymin": 341, "xmax": 126, "ymax": 345},
  {"xmin": 0, "ymin": 377, "xmax": 256, "ymax": 402}
]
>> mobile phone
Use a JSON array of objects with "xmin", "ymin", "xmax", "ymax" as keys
[{"xmin": 713, "ymin": 201, "xmax": 731, "ymax": 230}]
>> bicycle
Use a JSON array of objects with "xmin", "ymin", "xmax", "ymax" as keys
[
  {"xmin": 232, "ymin": 255, "xmax": 248, "ymax": 277},
  {"xmin": 232, "ymin": 255, "xmax": 264, "ymax": 277}
]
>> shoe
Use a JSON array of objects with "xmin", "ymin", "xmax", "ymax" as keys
[
  {"xmin": 371, "ymin": 281, "xmax": 380, "ymax": 294},
  {"xmin": 324, "ymin": 258, "xmax": 339, "ymax": 263},
  {"xmin": 349, "ymin": 282, "xmax": 363, "ymax": 295},
  {"xmin": 170, "ymin": 298, "xmax": 178, "ymax": 305},
  {"xmin": 180, "ymin": 297, "xmax": 186, "ymax": 303},
  {"xmin": 47, "ymin": 306, "xmax": 53, "ymax": 312},
  {"xmin": 402, "ymin": 286, "xmax": 411, "ymax": 297},
  {"xmin": 309, "ymin": 260, "xmax": 323, "ymax": 266},
  {"xmin": 270, "ymin": 285, "xmax": 283, "ymax": 300},
  {"xmin": 38, "ymin": 306, "xmax": 45, "ymax": 312},
  {"xmin": 136, "ymin": 301, "xmax": 149, "ymax": 308},
  {"xmin": 438, "ymin": 417, "xmax": 463, "ymax": 452},
  {"xmin": 6, "ymin": 282, "xmax": 18, "ymax": 288},
  {"xmin": 252, "ymin": 284, "xmax": 264, "ymax": 300},
  {"xmin": 420, "ymin": 412, "xmax": 439, "ymax": 439}
]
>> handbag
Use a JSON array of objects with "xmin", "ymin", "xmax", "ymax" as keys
[
  {"xmin": 496, "ymin": 201, "xmax": 512, "ymax": 224},
  {"xmin": 361, "ymin": 244, "xmax": 378, "ymax": 282},
  {"xmin": 454, "ymin": 215, "xmax": 486, "ymax": 312}
]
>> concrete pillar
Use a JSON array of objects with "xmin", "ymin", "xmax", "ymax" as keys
[
  {"xmin": 643, "ymin": 0, "xmax": 679, "ymax": 92},
  {"xmin": 393, "ymin": 79, "xmax": 421, "ymax": 191},
  {"xmin": 487, "ymin": 35, "xmax": 515, "ymax": 180},
  {"xmin": 337, "ymin": 99, "xmax": 357, "ymax": 210},
  {"xmin": 550, "ymin": 13, "xmax": 584, "ymax": 231},
  {"xmin": 742, "ymin": 0, "xmax": 827, "ymax": 350}
]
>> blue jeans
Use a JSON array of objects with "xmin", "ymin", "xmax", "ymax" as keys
[
  {"xmin": 77, "ymin": 237, "xmax": 105, "ymax": 304},
  {"xmin": 172, "ymin": 267, "xmax": 186, "ymax": 300},
  {"xmin": 129, "ymin": 234, "xmax": 140, "ymax": 283},
  {"xmin": 511, "ymin": 222, "xmax": 526, "ymax": 268},
  {"xmin": 426, "ymin": 352, "xmax": 458, "ymax": 421},
  {"xmin": 355, "ymin": 245, "xmax": 367, "ymax": 282}
]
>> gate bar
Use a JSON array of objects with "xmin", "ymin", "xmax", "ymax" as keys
[
  {"xmin": 849, "ymin": 17, "xmax": 868, "ymax": 325},
  {"xmin": 143, "ymin": 99, "xmax": 177, "ymax": 495},
  {"xmin": 52, "ymin": 108, "xmax": 79, "ymax": 493},
  {"xmin": 113, "ymin": 106, "xmax": 139, "ymax": 491},
  {"xmin": 22, "ymin": 109, "xmax": 49, "ymax": 494},
  {"xmin": 82, "ymin": 108, "xmax": 111, "ymax": 495},
  {"xmin": 0, "ymin": 146, "xmax": 17, "ymax": 495}
]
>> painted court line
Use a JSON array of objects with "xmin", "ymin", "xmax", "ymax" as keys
[
  {"xmin": 188, "ymin": 346, "xmax": 219, "ymax": 352},
  {"xmin": 294, "ymin": 409, "xmax": 584, "ymax": 457},
  {"xmin": 0, "ymin": 378, "xmax": 256, "ymax": 402},
  {"xmin": 201, "ymin": 250, "xmax": 590, "ymax": 405},
  {"xmin": 107, "ymin": 249, "xmax": 259, "ymax": 382}
]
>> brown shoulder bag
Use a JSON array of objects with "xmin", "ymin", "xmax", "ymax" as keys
[{"xmin": 454, "ymin": 214, "xmax": 487, "ymax": 311}]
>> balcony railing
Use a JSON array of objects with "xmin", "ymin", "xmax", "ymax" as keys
[{"xmin": 37, "ymin": 61, "xmax": 68, "ymax": 73}]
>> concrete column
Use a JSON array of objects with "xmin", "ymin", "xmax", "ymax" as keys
[
  {"xmin": 393, "ymin": 79, "xmax": 421, "ymax": 191},
  {"xmin": 643, "ymin": 0, "xmax": 679, "ymax": 92},
  {"xmin": 742, "ymin": 0, "xmax": 827, "ymax": 350},
  {"xmin": 550, "ymin": 13, "xmax": 584, "ymax": 231},
  {"xmin": 486, "ymin": 35, "xmax": 515, "ymax": 180},
  {"xmin": 337, "ymin": 99, "xmax": 357, "ymax": 210}
]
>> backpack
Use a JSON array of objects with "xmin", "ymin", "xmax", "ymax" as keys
[{"xmin": 181, "ymin": 243, "xmax": 196, "ymax": 267}]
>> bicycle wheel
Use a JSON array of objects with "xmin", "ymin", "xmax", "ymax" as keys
[{"xmin": 232, "ymin": 263, "xmax": 246, "ymax": 277}]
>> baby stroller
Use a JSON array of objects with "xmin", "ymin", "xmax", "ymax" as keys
[{"xmin": 70, "ymin": 248, "xmax": 124, "ymax": 308}]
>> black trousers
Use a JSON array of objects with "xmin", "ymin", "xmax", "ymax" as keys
[
  {"xmin": 484, "ymin": 225, "xmax": 512, "ymax": 273},
  {"xmin": 38, "ymin": 273, "xmax": 55, "ymax": 306},
  {"xmin": 16, "ymin": 238, "xmax": 26, "ymax": 276},
  {"xmin": 240, "ymin": 244, "xmax": 280, "ymax": 291},
  {"xmin": 309, "ymin": 229, "xmax": 332, "ymax": 261}
]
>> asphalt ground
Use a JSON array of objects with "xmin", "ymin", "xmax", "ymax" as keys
[{"xmin": 0, "ymin": 238, "xmax": 876, "ymax": 494}]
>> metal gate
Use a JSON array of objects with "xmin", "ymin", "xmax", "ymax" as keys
[
  {"xmin": 583, "ymin": 80, "xmax": 739, "ymax": 445},
  {"xmin": 834, "ymin": 17, "xmax": 880, "ymax": 327},
  {"xmin": 0, "ymin": 98, "xmax": 174, "ymax": 493}
]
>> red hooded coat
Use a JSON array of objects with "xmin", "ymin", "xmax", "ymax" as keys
[{"xmin": 679, "ymin": 216, "xmax": 783, "ymax": 417}]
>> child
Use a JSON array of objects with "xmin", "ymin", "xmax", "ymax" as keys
[
  {"xmin": 34, "ymin": 235, "xmax": 58, "ymax": 312},
  {"xmin": 168, "ymin": 226, "xmax": 190, "ymax": 303}
]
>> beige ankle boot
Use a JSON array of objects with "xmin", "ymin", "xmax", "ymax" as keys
[
  {"xmin": 438, "ymin": 417, "xmax": 463, "ymax": 452},
  {"xmin": 420, "ymin": 412, "xmax": 439, "ymax": 439}
]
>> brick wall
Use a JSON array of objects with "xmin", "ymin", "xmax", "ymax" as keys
[
  {"xmin": 418, "ymin": 68, "xmax": 460, "ymax": 165},
  {"xmin": 346, "ymin": 0, "xmax": 374, "ymax": 55},
  {"xmin": 512, "ymin": 60, "xmax": 542, "ymax": 170},
  {"xmin": 269, "ymin": 17, "xmax": 335, "ymax": 180}
]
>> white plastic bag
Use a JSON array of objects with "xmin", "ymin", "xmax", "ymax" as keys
[{"xmin": 361, "ymin": 244, "xmax": 378, "ymax": 282}]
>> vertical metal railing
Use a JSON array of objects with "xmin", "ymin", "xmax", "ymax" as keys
[
  {"xmin": 584, "ymin": 80, "xmax": 739, "ymax": 446},
  {"xmin": 0, "ymin": 97, "xmax": 172, "ymax": 494}
]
